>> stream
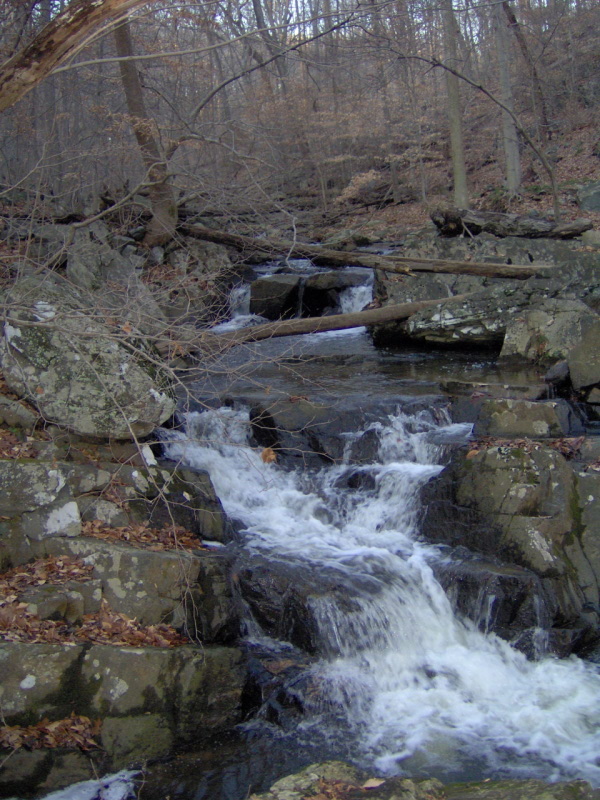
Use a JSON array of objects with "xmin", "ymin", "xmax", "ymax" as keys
[{"xmin": 141, "ymin": 264, "xmax": 600, "ymax": 798}]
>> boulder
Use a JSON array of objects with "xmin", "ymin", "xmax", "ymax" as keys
[
  {"xmin": 157, "ymin": 239, "xmax": 233, "ymax": 325},
  {"xmin": 577, "ymin": 181, "xmax": 600, "ymax": 211},
  {"xmin": 0, "ymin": 276, "xmax": 175, "ymax": 440},
  {"xmin": 302, "ymin": 269, "xmax": 370, "ymax": 316},
  {"xmin": 567, "ymin": 320, "xmax": 600, "ymax": 391},
  {"xmin": 249, "ymin": 275, "xmax": 301, "ymax": 320},
  {"xmin": 249, "ymin": 398, "xmax": 388, "ymax": 469},
  {"xmin": 403, "ymin": 284, "xmax": 544, "ymax": 346},
  {"xmin": 252, "ymin": 764, "xmax": 600, "ymax": 800},
  {"xmin": 473, "ymin": 398, "xmax": 583, "ymax": 438},
  {"xmin": 39, "ymin": 537, "xmax": 238, "ymax": 639},
  {"xmin": 500, "ymin": 299, "xmax": 600, "ymax": 362},
  {"xmin": 420, "ymin": 442, "xmax": 598, "ymax": 652},
  {"xmin": 251, "ymin": 761, "xmax": 444, "ymax": 800}
]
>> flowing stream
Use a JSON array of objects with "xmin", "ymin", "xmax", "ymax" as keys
[
  {"xmin": 156, "ymin": 268, "xmax": 600, "ymax": 794},
  {"xmin": 162, "ymin": 403, "xmax": 600, "ymax": 788}
]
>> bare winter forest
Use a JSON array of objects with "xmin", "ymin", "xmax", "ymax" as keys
[{"xmin": 0, "ymin": 0, "xmax": 599, "ymax": 242}]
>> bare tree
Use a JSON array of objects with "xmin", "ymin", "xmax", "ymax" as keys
[{"xmin": 114, "ymin": 20, "xmax": 177, "ymax": 245}]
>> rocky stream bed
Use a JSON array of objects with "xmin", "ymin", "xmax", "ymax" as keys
[{"xmin": 0, "ymin": 219, "xmax": 599, "ymax": 799}]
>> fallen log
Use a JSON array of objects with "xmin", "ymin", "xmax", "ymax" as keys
[
  {"xmin": 210, "ymin": 294, "xmax": 470, "ymax": 347},
  {"xmin": 430, "ymin": 207, "xmax": 593, "ymax": 239},
  {"xmin": 182, "ymin": 223, "xmax": 552, "ymax": 279}
]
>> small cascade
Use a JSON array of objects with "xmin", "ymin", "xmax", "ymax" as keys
[{"xmin": 162, "ymin": 405, "xmax": 600, "ymax": 787}]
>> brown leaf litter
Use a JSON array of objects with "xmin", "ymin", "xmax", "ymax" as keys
[
  {"xmin": 0, "ymin": 713, "xmax": 102, "ymax": 752},
  {"xmin": 0, "ymin": 557, "xmax": 188, "ymax": 647},
  {"xmin": 82, "ymin": 519, "xmax": 209, "ymax": 552}
]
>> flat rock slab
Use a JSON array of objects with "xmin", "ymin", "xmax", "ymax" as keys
[{"xmin": 473, "ymin": 398, "xmax": 583, "ymax": 438}]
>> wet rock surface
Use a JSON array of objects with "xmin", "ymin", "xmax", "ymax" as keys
[{"xmin": 250, "ymin": 762, "xmax": 600, "ymax": 800}]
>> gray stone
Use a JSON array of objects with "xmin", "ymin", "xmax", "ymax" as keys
[
  {"xmin": 0, "ymin": 461, "xmax": 81, "ymax": 542},
  {"xmin": 0, "ymin": 462, "xmax": 72, "ymax": 515},
  {"xmin": 575, "ymin": 470, "xmax": 600, "ymax": 602},
  {"xmin": 37, "ymin": 752, "xmax": 97, "ymax": 794},
  {"xmin": 0, "ymin": 749, "xmax": 50, "ymax": 793},
  {"xmin": 581, "ymin": 229, "xmax": 600, "ymax": 246},
  {"xmin": 173, "ymin": 645, "xmax": 244, "ymax": 740},
  {"xmin": 567, "ymin": 320, "xmax": 600, "ymax": 390},
  {"xmin": 38, "ymin": 536, "xmax": 237, "ymax": 638},
  {"xmin": 40, "ymin": 537, "xmax": 200, "ymax": 627},
  {"xmin": 404, "ymin": 284, "xmax": 541, "ymax": 346},
  {"xmin": 500, "ymin": 298, "xmax": 599, "ymax": 362},
  {"xmin": 249, "ymin": 275, "xmax": 301, "ymax": 320},
  {"xmin": 473, "ymin": 398, "xmax": 580, "ymax": 438},
  {"xmin": 77, "ymin": 497, "xmax": 129, "ymax": 527},
  {"xmin": 305, "ymin": 269, "xmax": 369, "ymax": 292},
  {"xmin": 0, "ymin": 643, "xmax": 84, "ymax": 722},
  {"xmin": 577, "ymin": 181, "xmax": 600, "ymax": 211},
  {"xmin": 101, "ymin": 714, "xmax": 173, "ymax": 768},
  {"xmin": 19, "ymin": 585, "xmax": 86, "ymax": 622},
  {"xmin": 251, "ymin": 762, "xmax": 446, "ymax": 800},
  {"xmin": 0, "ymin": 641, "xmax": 243, "ymax": 743},
  {"xmin": 0, "ymin": 395, "xmax": 40, "ymax": 432},
  {"xmin": 1, "ymin": 276, "xmax": 175, "ymax": 439}
]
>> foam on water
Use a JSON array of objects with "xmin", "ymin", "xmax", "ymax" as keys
[{"xmin": 162, "ymin": 406, "xmax": 600, "ymax": 785}]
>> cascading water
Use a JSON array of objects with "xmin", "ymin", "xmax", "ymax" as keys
[{"xmin": 162, "ymin": 404, "xmax": 600, "ymax": 788}]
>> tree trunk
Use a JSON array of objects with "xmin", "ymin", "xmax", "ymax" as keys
[
  {"xmin": 493, "ymin": 1, "xmax": 521, "ymax": 194},
  {"xmin": 212, "ymin": 295, "xmax": 471, "ymax": 347},
  {"xmin": 502, "ymin": 1, "xmax": 551, "ymax": 142},
  {"xmin": 442, "ymin": 0, "xmax": 468, "ymax": 207},
  {"xmin": 182, "ymin": 223, "xmax": 555, "ymax": 278},
  {"xmin": 113, "ymin": 21, "xmax": 176, "ymax": 246},
  {"xmin": 0, "ymin": 0, "xmax": 157, "ymax": 113},
  {"xmin": 430, "ymin": 207, "xmax": 592, "ymax": 238}
]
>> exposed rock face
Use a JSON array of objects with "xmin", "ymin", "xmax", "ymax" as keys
[
  {"xmin": 577, "ymin": 181, "xmax": 600, "ymax": 211},
  {"xmin": 371, "ymin": 231, "xmax": 600, "ymax": 345},
  {"xmin": 567, "ymin": 320, "xmax": 600, "ymax": 391},
  {"xmin": 0, "ymin": 276, "xmax": 175, "ymax": 439},
  {"xmin": 249, "ymin": 275, "xmax": 301, "ymax": 319},
  {"xmin": 421, "ymin": 441, "xmax": 600, "ymax": 654},
  {"xmin": 250, "ymin": 761, "xmax": 598, "ymax": 800},
  {"xmin": 500, "ymin": 298, "xmax": 600, "ymax": 362},
  {"xmin": 473, "ymin": 398, "xmax": 583, "ymax": 438},
  {"xmin": 0, "ymin": 641, "xmax": 244, "ymax": 755}
]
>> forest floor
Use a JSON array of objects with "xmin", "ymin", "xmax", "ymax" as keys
[{"xmin": 310, "ymin": 122, "xmax": 600, "ymax": 243}]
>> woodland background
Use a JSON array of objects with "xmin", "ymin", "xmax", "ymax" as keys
[{"xmin": 0, "ymin": 0, "xmax": 599, "ymax": 244}]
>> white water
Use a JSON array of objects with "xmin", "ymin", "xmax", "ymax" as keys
[{"xmin": 162, "ymin": 406, "xmax": 600, "ymax": 786}]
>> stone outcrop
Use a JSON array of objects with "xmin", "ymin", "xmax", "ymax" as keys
[
  {"xmin": 250, "ymin": 761, "xmax": 600, "ymax": 800},
  {"xmin": 473, "ymin": 398, "xmax": 584, "ymax": 438},
  {"xmin": 500, "ymin": 298, "xmax": 600, "ymax": 362},
  {"xmin": 421, "ymin": 438, "xmax": 600, "ymax": 654},
  {"xmin": 0, "ymin": 642, "xmax": 244, "ymax": 786},
  {"xmin": 249, "ymin": 274, "xmax": 302, "ymax": 320},
  {"xmin": 1, "ymin": 275, "xmax": 175, "ymax": 439},
  {"xmin": 0, "ymin": 420, "xmax": 242, "ymax": 791},
  {"xmin": 371, "ymin": 230, "xmax": 600, "ymax": 346}
]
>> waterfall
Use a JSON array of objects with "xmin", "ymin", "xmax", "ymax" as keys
[{"xmin": 161, "ymin": 406, "xmax": 600, "ymax": 786}]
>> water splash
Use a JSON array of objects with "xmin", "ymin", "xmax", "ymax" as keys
[{"xmin": 162, "ymin": 406, "xmax": 600, "ymax": 786}]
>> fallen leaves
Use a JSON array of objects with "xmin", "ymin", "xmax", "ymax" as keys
[
  {"xmin": 0, "ymin": 559, "xmax": 187, "ymax": 647},
  {"xmin": 0, "ymin": 428, "xmax": 41, "ymax": 459},
  {"xmin": 0, "ymin": 713, "xmax": 101, "ymax": 751},
  {"xmin": 260, "ymin": 447, "xmax": 277, "ymax": 464},
  {"xmin": 467, "ymin": 436, "xmax": 585, "ymax": 460},
  {"xmin": 82, "ymin": 519, "xmax": 207, "ymax": 552},
  {"xmin": 0, "ymin": 556, "xmax": 94, "ymax": 597},
  {"xmin": 0, "ymin": 598, "xmax": 188, "ymax": 647}
]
